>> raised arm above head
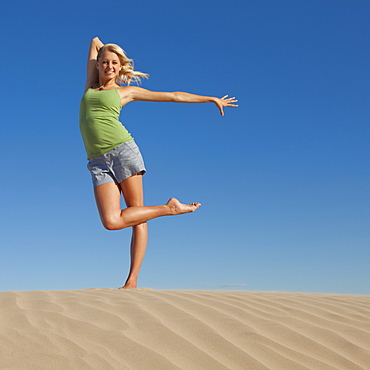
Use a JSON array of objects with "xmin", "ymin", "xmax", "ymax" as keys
[{"xmin": 84, "ymin": 37, "xmax": 104, "ymax": 92}]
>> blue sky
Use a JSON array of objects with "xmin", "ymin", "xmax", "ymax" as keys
[{"xmin": 0, "ymin": 0, "xmax": 369, "ymax": 294}]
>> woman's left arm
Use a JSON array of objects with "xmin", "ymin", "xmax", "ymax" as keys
[{"xmin": 120, "ymin": 87, "xmax": 238, "ymax": 116}]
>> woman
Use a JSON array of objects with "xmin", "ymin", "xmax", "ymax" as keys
[{"xmin": 80, "ymin": 37, "xmax": 238, "ymax": 289}]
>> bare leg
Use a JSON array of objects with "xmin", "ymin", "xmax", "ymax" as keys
[
  {"xmin": 94, "ymin": 182, "xmax": 201, "ymax": 231},
  {"xmin": 119, "ymin": 223, "xmax": 148, "ymax": 289},
  {"xmin": 119, "ymin": 174, "xmax": 148, "ymax": 289},
  {"xmin": 93, "ymin": 174, "xmax": 201, "ymax": 289}
]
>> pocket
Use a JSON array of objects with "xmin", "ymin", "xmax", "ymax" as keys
[
  {"xmin": 87, "ymin": 156, "xmax": 102, "ymax": 172},
  {"xmin": 119, "ymin": 141, "xmax": 139, "ymax": 155}
]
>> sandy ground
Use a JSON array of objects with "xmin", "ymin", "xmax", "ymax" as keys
[{"xmin": 0, "ymin": 289, "xmax": 369, "ymax": 369}]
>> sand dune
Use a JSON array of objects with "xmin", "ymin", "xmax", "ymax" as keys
[{"xmin": 0, "ymin": 289, "xmax": 369, "ymax": 369}]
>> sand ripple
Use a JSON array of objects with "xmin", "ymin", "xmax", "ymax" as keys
[{"xmin": 0, "ymin": 290, "xmax": 369, "ymax": 369}]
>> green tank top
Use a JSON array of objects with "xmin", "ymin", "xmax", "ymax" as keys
[{"xmin": 79, "ymin": 88, "xmax": 133, "ymax": 159}]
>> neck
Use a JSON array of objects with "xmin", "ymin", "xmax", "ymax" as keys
[{"xmin": 97, "ymin": 78, "xmax": 118, "ymax": 90}]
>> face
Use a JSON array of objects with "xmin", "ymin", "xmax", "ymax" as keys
[{"xmin": 96, "ymin": 51, "xmax": 122, "ymax": 80}]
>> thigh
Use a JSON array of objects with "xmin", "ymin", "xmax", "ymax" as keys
[
  {"xmin": 120, "ymin": 173, "xmax": 144, "ymax": 207},
  {"xmin": 94, "ymin": 181, "xmax": 122, "ymax": 222}
]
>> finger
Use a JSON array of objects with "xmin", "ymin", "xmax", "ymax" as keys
[{"xmin": 221, "ymin": 95, "xmax": 228, "ymax": 100}]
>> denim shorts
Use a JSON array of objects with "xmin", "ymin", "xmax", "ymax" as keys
[{"xmin": 87, "ymin": 141, "xmax": 146, "ymax": 187}]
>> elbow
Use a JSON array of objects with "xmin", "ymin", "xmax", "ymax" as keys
[
  {"xmin": 171, "ymin": 92, "xmax": 182, "ymax": 102},
  {"xmin": 91, "ymin": 37, "xmax": 103, "ymax": 48}
]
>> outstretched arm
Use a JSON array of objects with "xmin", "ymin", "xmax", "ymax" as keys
[
  {"xmin": 120, "ymin": 87, "xmax": 238, "ymax": 116},
  {"xmin": 84, "ymin": 37, "xmax": 104, "ymax": 92}
]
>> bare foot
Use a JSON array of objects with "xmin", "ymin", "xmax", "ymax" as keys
[
  {"xmin": 118, "ymin": 278, "xmax": 137, "ymax": 289},
  {"xmin": 166, "ymin": 198, "xmax": 201, "ymax": 215},
  {"xmin": 118, "ymin": 283, "xmax": 137, "ymax": 290}
]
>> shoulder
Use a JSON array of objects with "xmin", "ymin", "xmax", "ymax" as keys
[
  {"xmin": 117, "ymin": 86, "xmax": 143, "ymax": 95},
  {"xmin": 117, "ymin": 86, "xmax": 144, "ymax": 104},
  {"xmin": 84, "ymin": 83, "xmax": 96, "ymax": 93}
]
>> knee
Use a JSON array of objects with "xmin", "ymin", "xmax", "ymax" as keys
[
  {"xmin": 102, "ymin": 220, "xmax": 117, "ymax": 231},
  {"xmin": 134, "ymin": 221, "xmax": 147, "ymax": 229},
  {"xmin": 102, "ymin": 216, "xmax": 124, "ymax": 231},
  {"xmin": 103, "ymin": 222, "xmax": 117, "ymax": 231}
]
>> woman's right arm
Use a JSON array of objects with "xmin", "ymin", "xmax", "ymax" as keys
[{"xmin": 84, "ymin": 37, "xmax": 104, "ymax": 92}]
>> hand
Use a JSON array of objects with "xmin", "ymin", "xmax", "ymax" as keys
[{"xmin": 215, "ymin": 95, "xmax": 238, "ymax": 116}]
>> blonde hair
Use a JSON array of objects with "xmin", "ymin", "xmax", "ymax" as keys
[{"xmin": 97, "ymin": 43, "xmax": 149, "ymax": 85}]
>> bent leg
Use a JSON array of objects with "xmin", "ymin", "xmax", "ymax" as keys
[
  {"xmin": 94, "ymin": 182, "xmax": 201, "ymax": 231},
  {"xmin": 93, "ymin": 175, "xmax": 201, "ymax": 289}
]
